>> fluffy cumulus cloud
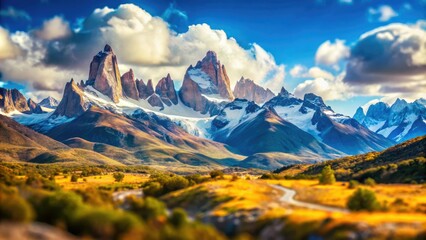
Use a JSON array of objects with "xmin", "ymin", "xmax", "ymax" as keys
[
  {"xmin": 368, "ymin": 5, "xmax": 398, "ymax": 22},
  {"xmin": 0, "ymin": 3, "xmax": 285, "ymax": 99},
  {"xmin": 35, "ymin": 16, "xmax": 72, "ymax": 40},
  {"xmin": 290, "ymin": 64, "xmax": 308, "ymax": 78},
  {"xmin": 344, "ymin": 22, "xmax": 426, "ymax": 99},
  {"xmin": 293, "ymin": 69, "xmax": 351, "ymax": 100},
  {"xmin": 0, "ymin": 27, "xmax": 20, "ymax": 60},
  {"xmin": 315, "ymin": 39, "xmax": 349, "ymax": 69}
]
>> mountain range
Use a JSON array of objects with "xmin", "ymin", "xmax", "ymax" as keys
[
  {"xmin": 354, "ymin": 99, "xmax": 426, "ymax": 143},
  {"xmin": 0, "ymin": 44, "xmax": 423, "ymax": 171}
]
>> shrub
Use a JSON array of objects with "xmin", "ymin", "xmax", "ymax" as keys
[
  {"xmin": 113, "ymin": 172, "xmax": 125, "ymax": 182},
  {"xmin": 71, "ymin": 174, "xmax": 79, "ymax": 182},
  {"xmin": 32, "ymin": 191, "xmax": 84, "ymax": 225},
  {"xmin": 231, "ymin": 175, "xmax": 239, "ymax": 181},
  {"xmin": 210, "ymin": 170, "xmax": 224, "ymax": 179},
  {"xmin": 0, "ymin": 195, "xmax": 34, "ymax": 222},
  {"xmin": 348, "ymin": 180, "xmax": 360, "ymax": 189},
  {"xmin": 364, "ymin": 178, "xmax": 376, "ymax": 186},
  {"xmin": 163, "ymin": 175, "xmax": 189, "ymax": 193},
  {"xmin": 319, "ymin": 166, "xmax": 336, "ymax": 185},
  {"xmin": 143, "ymin": 181, "xmax": 163, "ymax": 197},
  {"xmin": 168, "ymin": 208, "xmax": 188, "ymax": 227},
  {"xmin": 347, "ymin": 188, "xmax": 381, "ymax": 211},
  {"xmin": 70, "ymin": 207, "xmax": 141, "ymax": 239},
  {"xmin": 128, "ymin": 197, "xmax": 167, "ymax": 221}
]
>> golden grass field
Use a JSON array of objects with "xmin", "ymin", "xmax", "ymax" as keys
[
  {"xmin": 55, "ymin": 173, "xmax": 150, "ymax": 190},
  {"xmin": 165, "ymin": 177, "xmax": 426, "ymax": 236},
  {"xmin": 266, "ymin": 179, "xmax": 426, "ymax": 212}
]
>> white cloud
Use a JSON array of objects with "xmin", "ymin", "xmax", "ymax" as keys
[
  {"xmin": 368, "ymin": 5, "xmax": 398, "ymax": 22},
  {"xmin": 35, "ymin": 16, "xmax": 71, "ymax": 40},
  {"xmin": 315, "ymin": 39, "xmax": 349, "ymax": 68},
  {"xmin": 293, "ymin": 72, "xmax": 352, "ymax": 100},
  {"xmin": 308, "ymin": 67, "xmax": 334, "ymax": 80},
  {"xmin": 290, "ymin": 64, "xmax": 308, "ymax": 78},
  {"xmin": 0, "ymin": 3, "xmax": 286, "ymax": 96},
  {"xmin": 344, "ymin": 22, "xmax": 426, "ymax": 97},
  {"xmin": 0, "ymin": 27, "xmax": 20, "ymax": 60}
]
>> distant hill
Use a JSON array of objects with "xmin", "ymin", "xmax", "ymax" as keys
[
  {"xmin": 277, "ymin": 136, "xmax": 426, "ymax": 183},
  {"xmin": 0, "ymin": 114, "xmax": 123, "ymax": 165}
]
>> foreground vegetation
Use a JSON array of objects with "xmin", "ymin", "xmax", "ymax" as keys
[{"xmin": 1, "ymin": 162, "xmax": 426, "ymax": 239}]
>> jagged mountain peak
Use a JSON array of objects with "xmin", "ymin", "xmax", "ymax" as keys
[{"xmin": 233, "ymin": 77, "xmax": 275, "ymax": 104}]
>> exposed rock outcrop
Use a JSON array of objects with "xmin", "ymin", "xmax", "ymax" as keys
[
  {"xmin": 87, "ymin": 44, "xmax": 122, "ymax": 103},
  {"xmin": 0, "ymin": 88, "xmax": 15, "ymax": 113},
  {"xmin": 179, "ymin": 51, "xmax": 234, "ymax": 113},
  {"xmin": 155, "ymin": 74, "xmax": 178, "ymax": 106},
  {"xmin": 233, "ymin": 77, "xmax": 275, "ymax": 104},
  {"xmin": 136, "ymin": 79, "xmax": 154, "ymax": 100},
  {"xmin": 53, "ymin": 79, "xmax": 87, "ymax": 118},
  {"xmin": 147, "ymin": 94, "xmax": 164, "ymax": 109},
  {"xmin": 0, "ymin": 88, "xmax": 30, "ymax": 113},
  {"xmin": 27, "ymin": 99, "xmax": 43, "ymax": 114},
  {"xmin": 121, "ymin": 69, "xmax": 139, "ymax": 100}
]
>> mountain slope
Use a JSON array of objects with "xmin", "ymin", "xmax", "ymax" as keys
[
  {"xmin": 46, "ymin": 107, "xmax": 243, "ymax": 171},
  {"xmin": 264, "ymin": 88, "xmax": 394, "ymax": 154},
  {"xmin": 211, "ymin": 99, "xmax": 342, "ymax": 159},
  {"xmin": 277, "ymin": 136, "xmax": 426, "ymax": 183},
  {"xmin": 0, "ymin": 114, "xmax": 123, "ymax": 165}
]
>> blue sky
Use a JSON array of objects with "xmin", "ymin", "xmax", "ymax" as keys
[{"xmin": 0, "ymin": 0, "xmax": 425, "ymax": 115}]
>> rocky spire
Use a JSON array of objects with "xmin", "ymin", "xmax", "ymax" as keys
[
  {"xmin": 87, "ymin": 44, "xmax": 122, "ymax": 103},
  {"xmin": 0, "ymin": 88, "xmax": 30, "ymax": 113},
  {"xmin": 155, "ymin": 73, "xmax": 178, "ymax": 106},
  {"xmin": 27, "ymin": 98, "xmax": 43, "ymax": 114},
  {"xmin": 121, "ymin": 69, "xmax": 139, "ymax": 100},
  {"xmin": 179, "ymin": 51, "xmax": 234, "ymax": 113},
  {"xmin": 233, "ymin": 77, "xmax": 275, "ymax": 104},
  {"xmin": 53, "ymin": 79, "xmax": 87, "ymax": 118}
]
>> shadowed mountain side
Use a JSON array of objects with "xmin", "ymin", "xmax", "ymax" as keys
[
  {"xmin": 0, "ymin": 114, "xmax": 123, "ymax": 164},
  {"xmin": 46, "ymin": 107, "xmax": 244, "ymax": 170},
  {"xmin": 222, "ymin": 109, "xmax": 343, "ymax": 157}
]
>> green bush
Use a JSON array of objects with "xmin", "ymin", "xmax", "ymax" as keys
[
  {"xmin": 210, "ymin": 170, "xmax": 224, "ymax": 179},
  {"xmin": 128, "ymin": 197, "xmax": 167, "ymax": 221},
  {"xmin": 347, "ymin": 188, "xmax": 381, "ymax": 211},
  {"xmin": 169, "ymin": 208, "xmax": 188, "ymax": 227},
  {"xmin": 71, "ymin": 174, "xmax": 79, "ymax": 182},
  {"xmin": 113, "ymin": 172, "xmax": 125, "ymax": 182},
  {"xmin": 348, "ymin": 180, "xmax": 360, "ymax": 189},
  {"xmin": 32, "ymin": 191, "xmax": 84, "ymax": 225},
  {"xmin": 319, "ymin": 166, "xmax": 336, "ymax": 185},
  {"xmin": 163, "ymin": 175, "xmax": 189, "ymax": 193},
  {"xmin": 70, "ymin": 207, "xmax": 141, "ymax": 239},
  {"xmin": 364, "ymin": 178, "xmax": 376, "ymax": 186},
  {"xmin": 0, "ymin": 195, "xmax": 34, "ymax": 222},
  {"xmin": 143, "ymin": 181, "xmax": 164, "ymax": 197}
]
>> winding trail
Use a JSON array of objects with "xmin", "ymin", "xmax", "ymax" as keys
[{"xmin": 270, "ymin": 184, "xmax": 349, "ymax": 213}]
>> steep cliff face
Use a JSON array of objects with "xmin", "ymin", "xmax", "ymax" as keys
[
  {"xmin": 179, "ymin": 51, "xmax": 234, "ymax": 113},
  {"xmin": 155, "ymin": 74, "xmax": 178, "ymax": 106},
  {"xmin": 0, "ymin": 88, "xmax": 30, "ymax": 113},
  {"xmin": 27, "ymin": 99, "xmax": 43, "ymax": 114},
  {"xmin": 121, "ymin": 69, "xmax": 139, "ymax": 100},
  {"xmin": 53, "ymin": 79, "xmax": 88, "ymax": 118},
  {"xmin": 87, "ymin": 44, "xmax": 123, "ymax": 103},
  {"xmin": 233, "ymin": 77, "xmax": 275, "ymax": 104}
]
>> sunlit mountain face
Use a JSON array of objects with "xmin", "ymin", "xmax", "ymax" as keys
[{"xmin": 0, "ymin": 1, "xmax": 425, "ymax": 240}]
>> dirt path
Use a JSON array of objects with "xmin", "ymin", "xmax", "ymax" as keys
[{"xmin": 270, "ymin": 184, "xmax": 349, "ymax": 213}]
